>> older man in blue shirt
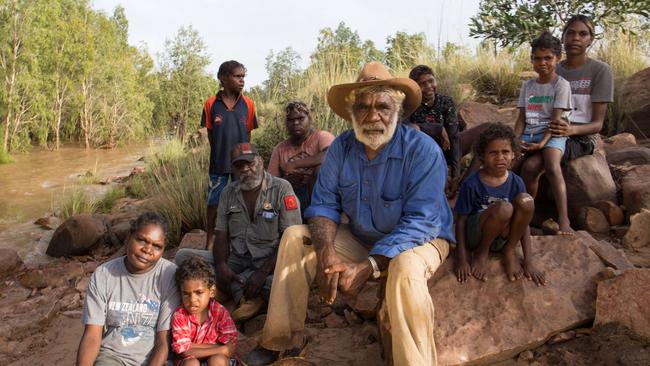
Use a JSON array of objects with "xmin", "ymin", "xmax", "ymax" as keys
[{"xmin": 245, "ymin": 62, "xmax": 454, "ymax": 366}]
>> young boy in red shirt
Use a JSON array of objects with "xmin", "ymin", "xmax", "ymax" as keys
[{"xmin": 171, "ymin": 257, "xmax": 238, "ymax": 366}]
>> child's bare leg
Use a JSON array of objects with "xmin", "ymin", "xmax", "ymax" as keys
[
  {"xmin": 519, "ymin": 152, "xmax": 544, "ymax": 198},
  {"xmin": 542, "ymin": 148, "xmax": 573, "ymax": 234},
  {"xmin": 502, "ymin": 193, "xmax": 534, "ymax": 281},
  {"xmin": 472, "ymin": 201, "xmax": 513, "ymax": 281},
  {"xmin": 181, "ymin": 358, "xmax": 201, "ymax": 366},
  {"xmin": 207, "ymin": 354, "xmax": 230, "ymax": 366},
  {"xmin": 521, "ymin": 226, "xmax": 546, "ymax": 286}
]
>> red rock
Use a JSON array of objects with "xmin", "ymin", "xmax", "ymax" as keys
[
  {"xmin": 323, "ymin": 312, "xmax": 347, "ymax": 329},
  {"xmin": 624, "ymin": 246, "xmax": 650, "ymax": 268},
  {"xmin": 606, "ymin": 146, "xmax": 650, "ymax": 166},
  {"xmin": 17, "ymin": 269, "xmax": 47, "ymax": 289},
  {"xmin": 33, "ymin": 215, "xmax": 61, "ymax": 230},
  {"xmin": 178, "ymin": 230, "xmax": 208, "ymax": 250},
  {"xmin": 602, "ymin": 133, "xmax": 637, "ymax": 155},
  {"xmin": 623, "ymin": 209, "xmax": 650, "ymax": 250},
  {"xmin": 594, "ymin": 268, "xmax": 650, "ymax": 340},
  {"xmin": 576, "ymin": 207, "xmax": 610, "ymax": 234},
  {"xmin": 0, "ymin": 248, "xmax": 24, "ymax": 278},
  {"xmin": 593, "ymin": 201, "xmax": 625, "ymax": 226},
  {"xmin": 82, "ymin": 261, "xmax": 99, "ymax": 273},
  {"xmin": 430, "ymin": 232, "xmax": 606, "ymax": 365},
  {"xmin": 344, "ymin": 309, "xmax": 363, "ymax": 325},
  {"xmin": 46, "ymin": 214, "xmax": 108, "ymax": 257},
  {"xmin": 457, "ymin": 101, "xmax": 518, "ymax": 130},
  {"xmin": 348, "ymin": 281, "xmax": 380, "ymax": 320},
  {"xmin": 19, "ymin": 261, "xmax": 85, "ymax": 289},
  {"xmin": 564, "ymin": 154, "xmax": 617, "ymax": 221},
  {"xmin": 243, "ymin": 314, "xmax": 266, "ymax": 337},
  {"xmin": 588, "ymin": 241, "xmax": 634, "ymax": 270},
  {"xmin": 0, "ymin": 294, "xmax": 62, "ymax": 341},
  {"xmin": 622, "ymin": 67, "xmax": 650, "ymax": 138},
  {"xmin": 547, "ymin": 330, "xmax": 576, "ymax": 345},
  {"xmin": 621, "ymin": 164, "xmax": 650, "ymax": 216},
  {"xmin": 75, "ymin": 276, "xmax": 90, "ymax": 293}
]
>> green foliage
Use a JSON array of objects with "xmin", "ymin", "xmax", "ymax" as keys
[
  {"xmin": 143, "ymin": 145, "xmax": 209, "ymax": 246},
  {"xmin": 263, "ymin": 47, "xmax": 302, "ymax": 104},
  {"xmin": 125, "ymin": 173, "xmax": 148, "ymax": 199},
  {"xmin": 154, "ymin": 26, "xmax": 217, "ymax": 140},
  {"xmin": 0, "ymin": 149, "xmax": 13, "ymax": 164},
  {"xmin": 0, "ymin": 0, "xmax": 176, "ymax": 153},
  {"xmin": 467, "ymin": 47, "xmax": 527, "ymax": 104},
  {"xmin": 78, "ymin": 170, "xmax": 100, "ymax": 185},
  {"xmin": 59, "ymin": 188, "xmax": 97, "ymax": 219},
  {"xmin": 96, "ymin": 186, "xmax": 127, "ymax": 213},
  {"xmin": 146, "ymin": 138, "xmax": 187, "ymax": 168},
  {"xmin": 385, "ymin": 32, "xmax": 433, "ymax": 71},
  {"xmin": 470, "ymin": 0, "xmax": 650, "ymax": 48}
]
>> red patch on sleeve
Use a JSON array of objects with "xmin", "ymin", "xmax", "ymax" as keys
[{"xmin": 284, "ymin": 195, "xmax": 298, "ymax": 210}]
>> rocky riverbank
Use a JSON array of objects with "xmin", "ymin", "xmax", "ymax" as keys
[{"xmin": 1, "ymin": 131, "xmax": 650, "ymax": 365}]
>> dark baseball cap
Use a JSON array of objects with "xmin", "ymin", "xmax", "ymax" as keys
[{"xmin": 231, "ymin": 143, "xmax": 259, "ymax": 164}]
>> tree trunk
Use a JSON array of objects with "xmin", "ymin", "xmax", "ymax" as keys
[
  {"xmin": 54, "ymin": 77, "xmax": 67, "ymax": 150},
  {"xmin": 2, "ymin": 2, "xmax": 21, "ymax": 153}
]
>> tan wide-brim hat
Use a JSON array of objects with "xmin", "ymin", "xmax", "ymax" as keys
[{"xmin": 327, "ymin": 61, "xmax": 422, "ymax": 122}]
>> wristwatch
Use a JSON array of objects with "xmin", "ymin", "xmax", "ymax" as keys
[{"xmin": 367, "ymin": 256, "xmax": 381, "ymax": 279}]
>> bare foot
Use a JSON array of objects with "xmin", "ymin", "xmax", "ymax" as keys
[
  {"xmin": 523, "ymin": 261, "xmax": 546, "ymax": 286},
  {"xmin": 503, "ymin": 249, "xmax": 523, "ymax": 281},
  {"xmin": 471, "ymin": 250, "xmax": 489, "ymax": 281},
  {"xmin": 557, "ymin": 220, "xmax": 575, "ymax": 236}
]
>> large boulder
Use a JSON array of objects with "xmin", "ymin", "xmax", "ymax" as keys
[
  {"xmin": 457, "ymin": 101, "xmax": 518, "ymax": 130},
  {"xmin": 564, "ymin": 154, "xmax": 617, "ymax": 221},
  {"xmin": 46, "ymin": 214, "xmax": 108, "ymax": 257},
  {"xmin": 622, "ymin": 67, "xmax": 650, "ymax": 138},
  {"xmin": 0, "ymin": 248, "xmax": 24, "ymax": 278},
  {"xmin": 623, "ymin": 209, "xmax": 650, "ymax": 250},
  {"xmin": 594, "ymin": 269, "xmax": 650, "ymax": 341},
  {"xmin": 606, "ymin": 146, "xmax": 650, "ymax": 166},
  {"xmin": 601, "ymin": 133, "xmax": 637, "ymax": 155},
  {"xmin": 430, "ymin": 232, "xmax": 605, "ymax": 365},
  {"xmin": 178, "ymin": 230, "xmax": 208, "ymax": 250},
  {"xmin": 621, "ymin": 164, "xmax": 650, "ymax": 216}
]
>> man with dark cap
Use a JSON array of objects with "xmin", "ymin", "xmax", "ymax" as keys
[{"xmin": 176, "ymin": 143, "xmax": 301, "ymax": 322}]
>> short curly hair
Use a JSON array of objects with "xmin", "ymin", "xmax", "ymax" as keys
[
  {"xmin": 474, "ymin": 123, "xmax": 518, "ymax": 159},
  {"xmin": 531, "ymin": 31, "xmax": 562, "ymax": 57},
  {"xmin": 129, "ymin": 212, "xmax": 168, "ymax": 246},
  {"xmin": 175, "ymin": 256, "xmax": 217, "ymax": 290},
  {"xmin": 408, "ymin": 64, "xmax": 435, "ymax": 81}
]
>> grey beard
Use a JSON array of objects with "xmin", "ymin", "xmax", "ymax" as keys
[
  {"xmin": 352, "ymin": 112, "xmax": 399, "ymax": 150},
  {"xmin": 239, "ymin": 173, "xmax": 263, "ymax": 191}
]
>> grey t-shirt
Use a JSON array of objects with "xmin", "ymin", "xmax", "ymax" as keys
[
  {"xmin": 517, "ymin": 76, "xmax": 572, "ymax": 135},
  {"xmin": 556, "ymin": 58, "xmax": 613, "ymax": 125},
  {"xmin": 82, "ymin": 257, "xmax": 179, "ymax": 366}
]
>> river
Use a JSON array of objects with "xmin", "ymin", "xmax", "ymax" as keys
[{"xmin": 0, "ymin": 144, "xmax": 148, "ymax": 264}]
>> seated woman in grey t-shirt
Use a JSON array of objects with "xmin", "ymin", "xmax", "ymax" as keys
[
  {"xmin": 519, "ymin": 14, "xmax": 613, "ymax": 199},
  {"xmin": 77, "ymin": 212, "xmax": 180, "ymax": 366}
]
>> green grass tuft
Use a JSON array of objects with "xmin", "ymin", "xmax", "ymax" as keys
[
  {"xmin": 59, "ymin": 188, "xmax": 98, "ymax": 219},
  {"xmin": 0, "ymin": 150, "xmax": 14, "ymax": 164},
  {"xmin": 97, "ymin": 186, "xmax": 127, "ymax": 213}
]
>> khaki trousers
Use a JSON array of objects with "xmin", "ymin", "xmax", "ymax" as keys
[{"xmin": 260, "ymin": 224, "xmax": 449, "ymax": 366}]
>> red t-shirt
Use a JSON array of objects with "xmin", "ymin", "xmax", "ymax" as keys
[
  {"xmin": 171, "ymin": 299, "xmax": 237, "ymax": 364},
  {"xmin": 268, "ymin": 130, "xmax": 335, "ymax": 185}
]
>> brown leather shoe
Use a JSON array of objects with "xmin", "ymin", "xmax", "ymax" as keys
[{"xmin": 231, "ymin": 296, "xmax": 264, "ymax": 322}]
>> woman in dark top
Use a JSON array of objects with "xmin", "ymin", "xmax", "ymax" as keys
[{"xmin": 408, "ymin": 65, "xmax": 462, "ymax": 194}]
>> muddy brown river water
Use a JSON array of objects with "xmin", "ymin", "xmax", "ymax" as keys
[{"xmin": 0, "ymin": 144, "xmax": 148, "ymax": 264}]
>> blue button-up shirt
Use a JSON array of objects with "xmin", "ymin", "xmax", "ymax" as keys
[{"xmin": 305, "ymin": 123, "xmax": 455, "ymax": 258}]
